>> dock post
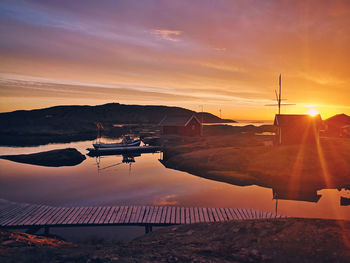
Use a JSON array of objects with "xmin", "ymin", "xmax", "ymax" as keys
[
  {"xmin": 145, "ymin": 224, "xmax": 153, "ymax": 234},
  {"xmin": 44, "ymin": 226, "xmax": 50, "ymax": 235}
]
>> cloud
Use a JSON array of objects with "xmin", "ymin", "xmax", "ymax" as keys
[
  {"xmin": 152, "ymin": 29, "xmax": 182, "ymax": 42},
  {"xmin": 213, "ymin": 47, "xmax": 226, "ymax": 51}
]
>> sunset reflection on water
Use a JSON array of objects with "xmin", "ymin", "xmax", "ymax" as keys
[{"xmin": 0, "ymin": 140, "xmax": 348, "ymax": 221}]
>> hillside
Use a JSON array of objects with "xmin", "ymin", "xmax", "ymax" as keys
[{"xmin": 0, "ymin": 103, "xmax": 235, "ymax": 136}]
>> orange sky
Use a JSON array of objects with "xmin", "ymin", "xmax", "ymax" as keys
[{"xmin": 0, "ymin": 0, "xmax": 349, "ymax": 120}]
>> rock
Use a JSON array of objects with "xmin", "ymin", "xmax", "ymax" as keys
[
  {"xmin": 1, "ymin": 240, "xmax": 16, "ymax": 246},
  {"xmin": 0, "ymin": 148, "xmax": 86, "ymax": 167},
  {"xmin": 186, "ymin": 230, "xmax": 194, "ymax": 235}
]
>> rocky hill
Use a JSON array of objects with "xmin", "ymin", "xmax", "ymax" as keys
[{"xmin": 0, "ymin": 103, "xmax": 235, "ymax": 136}]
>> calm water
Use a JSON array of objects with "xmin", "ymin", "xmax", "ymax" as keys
[
  {"xmin": 0, "ymin": 139, "xmax": 349, "ymax": 240},
  {"xmin": 204, "ymin": 120, "xmax": 273, "ymax": 127}
]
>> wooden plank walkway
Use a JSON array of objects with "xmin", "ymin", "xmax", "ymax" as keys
[{"xmin": 0, "ymin": 201, "xmax": 287, "ymax": 229}]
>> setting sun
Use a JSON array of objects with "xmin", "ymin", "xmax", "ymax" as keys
[{"xmin": 307, "ymin": 108, "xmax": 319, "ymax": 117}]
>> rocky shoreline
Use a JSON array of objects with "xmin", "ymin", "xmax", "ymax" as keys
[
  {"xmin": 161, "ymin": 134, "xmax": 350, "ymax": 199},
  {"xmin": 1, "ymin": 218, "xmax": 349, "ymax": 262}
]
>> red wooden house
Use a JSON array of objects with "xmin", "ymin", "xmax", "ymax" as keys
[
  {"xmin": 274, "ymin": 114, "xmax": 322, "ymax": 145},
  {"xmin": 159, "ymin": 115, "xmax": 202, "ymax": 136}
]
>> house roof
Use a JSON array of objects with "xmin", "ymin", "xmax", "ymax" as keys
[
  {"xmin": 159, "ymin": 115, "xmax": 201, "ymax": 126},
  {"xmin": 274, "ymin": 114, "xmax": 322, "ymax": 127}
]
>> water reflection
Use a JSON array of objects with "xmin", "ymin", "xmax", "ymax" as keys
[
  {"xmin": 95, "ymin": 153, "xmax": 141, "ymax": 176},
  {"xmin": 0, "ymin": 139, "xmax": 349, "ymax": 221}
]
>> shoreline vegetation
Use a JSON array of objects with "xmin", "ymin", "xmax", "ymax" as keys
[{"xmin": 1, "ymin": 218, "xmax": 349, "ymax": 262}]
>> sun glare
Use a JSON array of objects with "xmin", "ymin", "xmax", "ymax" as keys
[{"xmin": 307, "ymin": 108, "xmax": 319, "ymax": 117}]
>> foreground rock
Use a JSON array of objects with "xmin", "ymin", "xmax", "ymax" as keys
[
  {"xmin": 0, "ymin": 148, "xmax": 86, "ymax": 167},
  {"xmin": 1, "ymin": 219, "xmax": 349, "ymax": 262}
]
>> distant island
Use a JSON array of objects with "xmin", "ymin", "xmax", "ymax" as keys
[{"xmin": 0, "ymin": 103, "xmax": 235, "ymax": 146}]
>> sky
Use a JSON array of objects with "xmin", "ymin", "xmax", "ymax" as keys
[{"xmin": 0, "ymin": 0, "xmax": 349, "ymax": 120}]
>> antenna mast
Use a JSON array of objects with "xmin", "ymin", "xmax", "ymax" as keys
[
  {"xmin": 278, "ymin": 74, "xmax": 281, "ymax": 114},
  {"xmin": 265, "ymin": 73, "xmax": 295, "ymax": 114}
]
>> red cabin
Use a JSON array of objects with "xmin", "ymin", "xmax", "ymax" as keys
[
  {"xmin": 274, "ymin": 114, "xmax": 322, "ymax": 145},
  {"xmin": 159, "ymin": 115, "xmax": 202, "ymax": 136}
]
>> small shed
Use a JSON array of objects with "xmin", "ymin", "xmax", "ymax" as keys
[
  {"xmin": 274, "ymin": 114, "xmax": 322, "ymax": 145},
  {"xmin": 159, "ymin": 115, "xmax": 202, "ymax": 136}
]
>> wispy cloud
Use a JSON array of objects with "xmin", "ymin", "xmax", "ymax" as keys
[{"xmin": 152, "ymin": 29, "xmax": 183, "ymax": 42}]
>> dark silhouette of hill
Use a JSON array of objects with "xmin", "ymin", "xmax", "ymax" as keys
[{"xmin": 0, "ymin": 103, "xmax": 235, "ymax": 136}]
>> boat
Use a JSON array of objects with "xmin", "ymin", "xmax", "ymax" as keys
[
  {"xmin": 86, "ymin": 145, "xmax": 161, "ymax": 157},
  {"xmin": 93, "ymin": 135, "xmax": 141, "ymax": 149}
]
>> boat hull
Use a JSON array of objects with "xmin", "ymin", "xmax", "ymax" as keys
[
  {"xmin": 87, "ymin": 145, "xmax": 161, "ymax": 156},
  {"xmin": 93, "ymin": 140, "xmax": 141, "ymax": 149}
]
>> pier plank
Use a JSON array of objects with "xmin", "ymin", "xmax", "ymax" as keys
[
  {"xmin": 155, "ymin": 206, "xmax": 163, "ymax": 224},
  {"xmin": 66, "ymin": 207, "xmax": 85, "ymax": 225},
  {"xmin": 160, "ymin": 206, "xmax": 167, "ymax": 224},
  {"xmin": 180, "ymin": 207, "xmax": 185, "ymax": 224},
  {"xmin": 48, "ymin": 207, "xmax": 70, "ymax": 225},
  {"xmin": 130, "ymin": 206, "xmax": 140, "ymax": 223},
  {"xmin": 56, "ymin": 207, "xmax": 75, "ymax": 224},
  {"xmin": 170, "ymin": 207, "xmax": 176, "ymax": 224},
  {"xmin": 0, "ymin": 204, "xmax": 22, "ymax": 219},
  {"xmin": 189, "ymin": 207, "xmax": 195, "ymax": 223},
  {"xmin": 123, "ymin": 206, "xmax": 134, "ymax": 224},
  {"xmin": 93, "ymin": 207, "xmax": 107, "ymax": 224},
  {"xmin": 72, "ymin": 207, "xmax": 89, "ymax": 225},
  {"xmin": 98, "ymin": 207, "xmax": 112, "ymax": 224},
  {"xmin": 108, "ymin": 206, "xmax": 120, "ymax": 224},
  {"xmin": 202, "ymin": 208, "xmax": 210, "ymax": 223},
  {"xmin": 237, "ymin": 208, "xmax": 247, "ymax": 220},
  {"xmin": 2, "ymin": 204, "xmax": 32, "ymax": 226},
  {"xmin": 77, "ymin": 207, "xmax": 94, "ymax": 224},
  {"xmin": 211, "ymin": 208, "xmax": 220, "ymax": 222},
  {"xmin": 120, "ymin": 206, "xmax": 130, "ymax": 223},
  {"xmin": 23, "ymin": 206, "xmax": 52, "ymax": 226},
  {"xmin": 39, "ymin": 207, "xmax": 62, "ymax": 225},
  {"xmin": 185, "ymin": 208, "xmax": 191, "ymax": 224},
  {"xmin": 224, "ymin": 208, "xmax": 234, "ymax": 221},
  {"xmin": 165, "ymin": 207, "xmax": 171, "ymax": 224},
  {"xmin": 219, "ymin": 208, "xmax": 228, "ymax": 221},
  {"xmin": 175, "ymin": 207, "xmax": 181, "ymax": 224},
  {"xmin": 137, "ymin": 206, "xmax": 146, "ymax": 223},
  {"xmin": 150, "ymin": 206, "xmax": 158, "ymax": 224},
  {"xmin": 141, "ymin": 206, "xmax": 151, "ymax": 224},
  {"xmin": 81, "ymin": 207, "xmax": 97, "ymax": 224},
  {"xmin": 87, "ymin": 207, "xmax": 102, "ymax": 224},
  {"xmin": 7, "ymin": 205, "xmax": 40, "ymax": 226},
  {"xmin": 206, "ymin": 208, "xmax": 214, "ymax": 222},
  {"xmin": 114, "ymin": 206, "xmax": 127, "ymax": 224}
]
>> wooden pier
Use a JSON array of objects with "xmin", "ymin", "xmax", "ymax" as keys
[{"xmin": 0, "ymin": 201, "xmax": 287, "ymax": 234}]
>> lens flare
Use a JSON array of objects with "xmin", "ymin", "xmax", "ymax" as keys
[{"xmin": 307, "ymin": 108, "xmax": 319, "ymax": 117}]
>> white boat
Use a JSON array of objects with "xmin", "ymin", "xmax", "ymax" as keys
[
  {"xmin": 86, "ymin": 145, "xmax": 161, "ymax": 156},
  {"xmin": 93, "ymin": 139, "xmax": 141, "ymax": 149},
  {"xmin": 93, "ymin": 134, "xmax": 141, "ymax": 149}
]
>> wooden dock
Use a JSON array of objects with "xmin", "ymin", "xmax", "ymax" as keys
[{"xmin": 0, "ymin": 201, "xmax": 287, "ymax": 233}]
